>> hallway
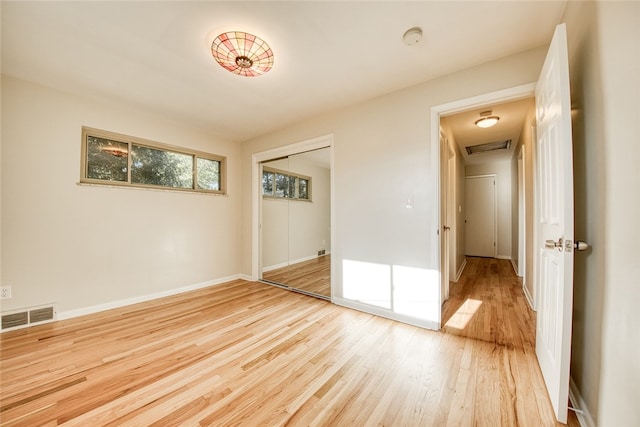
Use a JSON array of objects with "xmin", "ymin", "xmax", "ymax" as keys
[
  {"xmin": 442, "ymin": 257, "xmax": 580, "ymax": 426},
  {"xmin": 442, "ymin": 257, "xmax": 534, "ymax": 350}
]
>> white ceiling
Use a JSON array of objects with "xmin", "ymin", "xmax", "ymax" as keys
[
  {"xmin": 443, "ymin": 97, "xmax": 535, "ymax": 165},
  {"xmin": 1, "ymin": 1, "xmax": 566, "ymax": 143}
]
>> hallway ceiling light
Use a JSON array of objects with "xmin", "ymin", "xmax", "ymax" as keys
[
  {"xmin": 211, "ymin": 31, "xmax": 274, "ymax": 77},
  {"xmin": 475, "ymin": 110, "xmax": 500, "ymax": 128}
]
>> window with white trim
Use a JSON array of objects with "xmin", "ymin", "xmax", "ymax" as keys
[{"xmin": 81, "ymin": 127, "xmax": 226, "ymax": 194}]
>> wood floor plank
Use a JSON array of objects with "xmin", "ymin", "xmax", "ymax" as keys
[{"xmin": 1, "ymin": 261, "xmax": 579, "ymax": 426}]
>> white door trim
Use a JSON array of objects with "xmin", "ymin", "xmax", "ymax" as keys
[
  {"xmin": 518, "ymin": 144, "xmax": 526, "ymax": 279},
  {"xmin": 440, "ymin": 131, "xmax": 451, "ymax": 303},
  {"xmin": 431, "ymin": 83, "xmax": 536, "ymax": 323},
  {"xmin": 448, "ymin": 145, "xmax": 457, "ymax": 284}
]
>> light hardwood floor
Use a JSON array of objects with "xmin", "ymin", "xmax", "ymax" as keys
[
  {"xmin": 442, "ymin": 257, "xmax": 579, "ymax": 426},
  {"xmin": 262, "ymin": 255, "xmax": 330, "ymax": 298},
  {"xmin": 442, "ymin": 257, "xmax": 535, "ymax": 349},
  {"xmin": 1, "ymin": 260, "xmax": 576, "ymax": 426}
]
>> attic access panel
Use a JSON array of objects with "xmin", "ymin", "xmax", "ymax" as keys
[{"xmin": 465, "ymin": 139, "xmax": 512, "ymax": 155}]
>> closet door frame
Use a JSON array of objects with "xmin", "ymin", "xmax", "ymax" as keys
[{"xmin": 251, "ymin": 134, "xmax": 334, "ymax": 297}]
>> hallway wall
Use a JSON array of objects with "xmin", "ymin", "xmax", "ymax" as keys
[{"xmin": 563, "ymin": 1, "xmax": 640, "ymax": 425}]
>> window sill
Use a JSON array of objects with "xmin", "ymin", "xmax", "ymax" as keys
[{"xmin": 77, "ymin": 181, "xmax": 228, "ymax": 197}]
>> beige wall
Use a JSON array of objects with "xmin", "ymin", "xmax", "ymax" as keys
[
  {"xmin": 1, "ymin": 76, "xmax": 242, "ymax": 316},
  {"xmin": 465, "ymin": 160, "xmax": 513, "ymax": 259},
  {"xmin": 563, "ymin": 1, "xmax": 640, "ymax": 425},
  {"xmin": 241, "ymin": 47, "xmax": 546, "ymax": 326}
]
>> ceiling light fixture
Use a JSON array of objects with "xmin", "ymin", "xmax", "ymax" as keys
[
  {"xmin": 211, "ymin": 31, "xmax": 274, "ymax": 77},
  {"xmin": 475, "ymin": 110, "xmax": 500, "ymax": 128}
]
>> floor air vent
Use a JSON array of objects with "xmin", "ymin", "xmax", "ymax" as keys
[
  {"xmin": 30, "ymin": 306, "xmax": 54, "ymax": 323},
  {"xmin": 2, "ymin": 312, "xmax": 28, "ymax": 329},
  {"xmin": 1, "ymin": 304, "xmax": 56, "ymax": 331}
]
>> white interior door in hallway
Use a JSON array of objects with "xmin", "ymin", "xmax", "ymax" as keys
[
  {"xmin": 465, "ymin": 175, "xmax": 496, "ymax": 257},
  {"xmin": 534, "ymin": 23, "xmax": 575, "ymax": 424}
]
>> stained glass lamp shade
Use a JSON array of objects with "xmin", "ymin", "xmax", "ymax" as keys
[{"xmin": 211, "ymin": 31, "xmax": 274, "ymax": 77}]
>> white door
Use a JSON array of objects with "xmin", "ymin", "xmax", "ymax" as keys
[
  {"xmin": 534, "ymin": 23, "xmax": 574, "ymax": 424},
  {"xmin": 465, "ymin": 175, "xmax": 496, "ymax": 257}
]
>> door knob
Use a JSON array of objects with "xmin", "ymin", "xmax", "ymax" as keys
[
  {"xmin": 443, "ymin": 226, "xmax": 451, "ymax": 231},
  {"xmin": 574, "ymin": 240, "xmax": 590, "ymax": 251},
  {"xmin": 545, "ymin": 237, "xmax": 563, "ymax": 250}
]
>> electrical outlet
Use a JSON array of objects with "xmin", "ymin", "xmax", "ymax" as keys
[{"xmin": 1, "ymin": 286, "xmax": 12, "ymax": 299}]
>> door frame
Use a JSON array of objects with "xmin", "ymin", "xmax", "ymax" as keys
[
  {"xmin": 250, "ymin": 134, "xmax": 335, "ymax": 297},
  {"xmin": 431, "ymin": 83, "xmax": 536, "ymax": 324},
  {"xmin": 517, "ymin": 144, "xmax": 527, "ymax": 279},
  {"xmin": 440, "ymin": 131, "xmax": 451, "ymax": 303},
  {"xmin": 448, "ymin": 143, "xmax": 457, "ymax": 284}
]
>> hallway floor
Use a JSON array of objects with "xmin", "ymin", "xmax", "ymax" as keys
[{"xmin": 442, "ymin": 257, "xmax": 580, "ymax": 426}]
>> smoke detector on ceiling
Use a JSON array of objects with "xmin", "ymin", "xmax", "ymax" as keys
[{"xmin": 403, "ymin": 27, "xmax": 423, "ymax": 46}]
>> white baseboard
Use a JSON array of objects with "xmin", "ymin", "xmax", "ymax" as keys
[
  {"xmin": 455, "ymin": 259, "xmax": 467, "ymax": 282},
  {"xmin": 57, "ymin": 274, "xmax": 244, "ymax": 321},
  {"xmin": 332, "ymin": 297, "xmax": 440, "ymax": 331},
  {"xmin": 262, "ymin": 261, "xmax": 289, "ymax": 272},
  {"xmin": 496, "ymin": 255, "xmax": 512, "ymax": 260},
  {"xmin": 523, "ymin": 282, "xmax": 535, "ymax": 311},
  {"xmin": 569, "ymin": 377, "xmax": 595, "ymax": 427},
  {"xmin": 510, "ymin": 258, "xmax": 519, "ymax": 275},
  {"xmin": 263, "ymin": 253, "xmax": 329, "ymax": 272}
]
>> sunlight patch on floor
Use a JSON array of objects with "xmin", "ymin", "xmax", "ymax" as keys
[{"xmin": 444, "ymin": 298, "xmax": 483, "ymax": 329}]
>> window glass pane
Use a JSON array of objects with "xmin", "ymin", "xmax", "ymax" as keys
[
  {"xmin": 275, "ymin": 173, "xmax": 289, "ymax": 197},
  {"xmin": 262, "ymin": 171, "xmax": 274, "ymax": 195},
  {"xmin": 86, "ymin": 136, "xmax": 128, "ymax": 182},
  {"xmin": 288, "ymin": 176, "xmax": 297, "ymax": 198},
  {"xmin": 197, "ymin": 157, "xmax": 220, "ymax": 191},
  {"xmin": 299, "ymin": 178, "xmax": 308, "ymax": 199},
  {"xmin": 131, "ymin": 145, "xmax": 193, "ymax": 189}
]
